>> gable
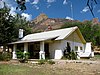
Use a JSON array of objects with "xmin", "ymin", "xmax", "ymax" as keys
[{"xmin": 66, "ymin": 30, "xmax": 85, "ymax": 43}]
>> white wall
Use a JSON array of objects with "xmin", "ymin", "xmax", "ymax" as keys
[
  {"xmin": 49, "ymin": 31, "xmax": 86, "ymax": 59},
  {"xmin": 49, "ymin": 40, "xmax": 85, "ymax": 59},
  {"xmin": 49, "ymin": 41, "xmax": 62, "ymax": 59}
]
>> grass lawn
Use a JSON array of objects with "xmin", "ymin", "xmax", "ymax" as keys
[
  {"xmin": 94, "ymin": 54, "xmax": 100, "ymax": 58},
  {"xmin": 90, "ymin": 54, "xmax": 100, "ymax": 61},
  {"xmin": 0, "ymin": 64, "xmax": 35, "ymax": 75}
]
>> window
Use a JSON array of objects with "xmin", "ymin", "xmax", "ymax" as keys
[
  {"xmin": 75, "ymin": 46, "xmax": 78, "ymax": 51},
  {"xmin": 80, "ymin": 46, "xmax": 83, "ymax": 50}
]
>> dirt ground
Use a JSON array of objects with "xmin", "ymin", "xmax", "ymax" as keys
[
  {"xmin": 50, "ymin": 60, "xmax": 100, "ymax": 75},
  {"xmin": 0, "ymin": 59, "xmax": 100, "ymax": 75}
]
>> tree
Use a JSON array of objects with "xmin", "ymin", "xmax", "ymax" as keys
[
  {"xmin": 61, "ymin": 21, "xmax": 100, "ymax": 46},
  {"xmin": 13, "ymin": 14, "xmax": 32, "ymax": 37},
  {"xmin": 0, "ymin": 3, "xmax": 32, "ymax": 51},
  {"xmin": 0, "ymin": 4, "xmax": 16, "ymax": 51},
  {"xmin": 16, "ymin": 0, "xmax": 26, "ymax": 11}
]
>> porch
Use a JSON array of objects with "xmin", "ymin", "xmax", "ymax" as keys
[{"xmin": 11, "ymin": 41, "xmax": 50, "ymax": 60}]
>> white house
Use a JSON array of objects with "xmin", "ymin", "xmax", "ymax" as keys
[{"xmin": 9, "ymin": 26, "xmax": 94, "ymax": 59}]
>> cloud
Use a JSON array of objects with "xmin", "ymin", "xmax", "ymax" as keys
[
  {"xmin": 63, "ymin": 0, "xmax": 68, "ymax": 5},
  {"xmin": 31, "ymin": 0, "xmax": 39, "ymax": 4},
  {"xmin": 21, "ymin": 13, "xmax": 32, "ymax": 21},
  {"xmin": 66, "ymin": 16, "xmax": 73, "ymax": 20},
  {"xmin": 47, "ymin": 0, "xmax": 56, "ymax": 3},
  {"xmin": 31, "ymin": 0, "xmax": 39, "ymax": 9},
  {"xmin": 26, "ymin": 0, "xmax": 30, "ymax": 2},
  {"xmin": 0, "ymin": 0, "xmax": 17, "ymax": 16},
  {"xmin": 81, "ymin": 6, "xmax": 89, "ymax": 13},
  {"xmin": 33, "ymin": 5, "xmax": 39, "ymax": 10},
  {"xmin": 0, "ymin": 1, "xmax": 4, "ymax": 8},
  {"xmin": 47, "ymin": 4, "xmax": 51, "ymax": 8},
  {"xmin": 97, "ymin": 10, "xmax": 100, "ymax": 13},
  {"xmin": 46, "ymin": 0, "xmax": 56, "ymax": 8},
  {"xmin": 9, "ymin": 7, "xmax": 16, "ymax": 16}
]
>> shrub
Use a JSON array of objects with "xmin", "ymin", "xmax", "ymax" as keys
[
  {"xmin": 63, "ymin": 49, "xmax": 77, "ymax": 60},
  {"xmin": 16, "ymin": 50, "xmax": 30, "ymax": 63},
  {"xmin": 0, "ymin": 52, "xmax": 11, "ymax": 61},
  {"xmin": 70, "ymin": 50, "xmax": 77, "ymax": 60},
  {"xmin": 16, "ymin": 50, "xmax": 24, "ymax": 59}
]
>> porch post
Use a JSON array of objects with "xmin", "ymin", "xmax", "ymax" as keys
[
  {"xmin": 24, "ymin": 43, "xmax": 28, "ymax": 53},
  {"xmin": 12, "ymin": 44, "xmax": 17, "ymax": 59},
  {"xmin": 78, "ymin": 46, "xmax": 80, "ymax": 52},
  {"xmin": 39, "ymin": 41, "xmax": 45, "ymax": 59},
  {"xmin": 77, "ymin": 46, "xmax": 80, "ymax": 59}
]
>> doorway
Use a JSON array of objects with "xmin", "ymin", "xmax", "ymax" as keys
[
  {"xmin": 28, "ymin": 42, "xmax": 40, "ymax": 59},
  {"xmin": 44, "ymin": 43, "xmax": 50, "ymax": 59}
]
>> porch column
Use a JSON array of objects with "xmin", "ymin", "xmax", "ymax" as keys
[
  {"xmin": 77, "ymin": 46, "xmax": 80, "ymax": 59},
  {"xmin": 78, "ymin": 46, "xmax": 80, "ymax": 52},
  {"xmin": 24, "ymin": 43, "xmax": 28, "ymax": 53},
  {"xmin": 12, "ymin": 44, "xmax": 17, "ymax": 59},
  {"xmin": 39, "ymin": 41, "xmax": 45, "ymax": 59}
]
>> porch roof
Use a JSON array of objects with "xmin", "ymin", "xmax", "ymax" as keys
[
  {"xmin": 9, "ymin": 36, "xmax": 57, "ymax": 44},
  {"xmin": 22, "ymin": 26, "xmax": 86, "ymax": 43}
]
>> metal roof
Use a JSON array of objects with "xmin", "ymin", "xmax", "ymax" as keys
[
  {"xmin": 22, "ymin": 26, "xmax": 78, "ymax": 40},
  {"xmin": 9, "ymin": 26, "xmax": 86, "ymax": 44}
]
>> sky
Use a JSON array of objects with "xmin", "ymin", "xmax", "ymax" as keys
[{"xmin": 0, "ymin": 0, "xmax": 100, "ymax": 21}]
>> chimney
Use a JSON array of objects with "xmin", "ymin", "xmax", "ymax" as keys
[
  {"xmin": 19, "ymin": 29, "xmax": 24, "ymax": 39},
  {"xmin": 45, "ymin": 25, "xmax": 52, "ymax": 31}
]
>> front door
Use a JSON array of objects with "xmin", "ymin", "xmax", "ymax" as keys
[
  {"xmin": 28, "ymin": 42, "xmax": 40, "ymax": 59},
  {"xmin": 44, "ymin": 43, "xmax": 50, "ymax": 59}
]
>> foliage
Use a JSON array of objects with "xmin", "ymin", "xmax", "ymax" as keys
[
  {"xmin": 0, "ymin": 4, "xmax": 32, "ymax": 51},
  {"xmin": 63, "ymin": 45, "xmax": 77, "ymax": 60},
  {"xmin": 16, "ymin": 50, "xmax": 24, "ymax": 59},
  {"xmin": 94, "ymin": 54, "xmax": 100, "ymax": 59},
  {"xmin": 16, "ymin": 0, "xmax": 26, "ymax": 11},
  {"xmin": 61, "ymin": 21, "xmax": 100, "ymax": 46},
  {"xmin": 0, "ymin": 4, "xmax": 16, "ymax": 47},
  {"xmin": 63, "ymin": 51, "xmax": 77, "ymax": 60},
  {"xmin": 0, "ymin": 52, "xmax": 11, "ymax": 61},
  {"xmin": 16, "ymin": 50, "xmax": 30, "ymax": 63},
  {"xmin": 70, "ymin": 50, "xmax": 77, "ymax": 60}
]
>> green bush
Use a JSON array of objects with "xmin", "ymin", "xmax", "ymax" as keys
[
  {"xmin": 0, "ymin": 52, "xmax": 11, "ymax": 61},
  {"xmin": 63, "ymin": 50, "xmax": 77, "ymax": 60},
  {"xmin": 0, "ymin": 52, "xmax": 4, "ymax": 61},
  {"xmin": 16, "ymin": 50, "xmax": 24, "ymax": 59},
  {"xmin": 16, "ymin": 50, "xmax": 30, "ymax": 63},
  {"xmin": 70, "ymin": 50, "xmax": 77, "ymax": 60}
]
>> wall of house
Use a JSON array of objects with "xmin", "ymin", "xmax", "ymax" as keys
[
  {"xmin": 49, "ymin": 41, "xmax": 62, "ymax": 59},
  {"xmin": 49, "ymin": 31, "xmax": 85, "ymax": 59},
  {"xmin": 49, "ymin": 40, "xmax": 85, "ymax": 59}
]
